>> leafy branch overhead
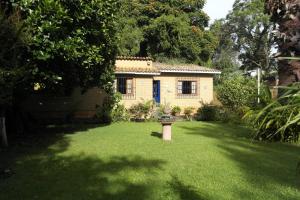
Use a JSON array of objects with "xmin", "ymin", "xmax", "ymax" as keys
[{"xmin": 18, "ymin": 0, "xmax": 119, "ymax": 93}]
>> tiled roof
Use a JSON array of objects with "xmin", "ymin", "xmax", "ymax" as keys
[
  {"xmin": 115, "ymin": 67, "xmax": 160, "ymax": 74},
  {"xmin": 117, "ymin": 56, "xmax": 152, "ymax": 61},
  {"xmin": 154, "ymin": 62, "xmax": 221, "ymax": 74},
  {"xmin": 114, "ymin": 56, "xmax": 221, "ymax": 74}
]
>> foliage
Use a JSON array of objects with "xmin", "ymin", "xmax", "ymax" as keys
[
  {"xmin": 211, "ymin": 0, "xmax": 275, "ymax": 74},
  {"xmin": 171, "ymin": 106, "xmax": 181, "ymax": 116},
  {"xmin": 228, "ymin": 0, "xmax": 274, "ymax": 71},
  {"xmin": 0, "ymin": 7, "xmax": 31, "ymax": 107},
  {"xmin": 210, "ymin": 19, "xmax": 240, "ymax": 74},
  {"xmin": 216, "ymin": 108, "xmax": 237, "ymax": 123},
  {"xmin": 111, "ymin": 104, "xmax": 130, "ymax": 122},
  {"xmin": 245, "ymin": 83, "xmax": 300, "ymax": 142},
  {"xmin": 195, "ymin": 104, "xmax": 245, "ymax": 124},
  {"xmin": 217, "ymin": 73, "xmax": 257, "ymax": 110},
  {"xmin": 17, "ymin": 0, "xmax": 119, "ymax": 94},
  {"xmin": 145, "ymin": 14, "xmax": 217, "ymax": 64},
  {"xmin": 110, "ymin": 93, "xmax": 130, "ymax": 122},
  {"xmin": 129, "ymin": 100, "xmax": 154, "ymax": 120},
  {"xmin": 196, "ymin": 104, "xmax": 218, "ymax": 121},
  {"xmin": 117, "ymin": 0, "xmax": 217, "ymax": 64},
  {"xmin": 183, "ymin": 107, "xmax": 195, "ymax": 120},
  {"xmin": 96, "ymin": 92, "xmax": 123, "ymax": 124},
  {"xmin": 117, "ymin": 17, "xmax": 143, "ymax": 56}
]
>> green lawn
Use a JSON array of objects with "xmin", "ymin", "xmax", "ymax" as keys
[{"xmin": 1, "ymin": 122, "xmax": 300, "ymax": 200}]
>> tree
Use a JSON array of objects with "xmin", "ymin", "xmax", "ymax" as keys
[
  {"xmin": 145, "ymin": 14, "xmax": 217, "ymax": 63},
  {"xmin": 0, "ymin": 5, "xmax": 30, "ymax": 146},
  {"xmin": 117, "ymin": 0, "xmax": 217, "ymax": 64},
  {"xmin": 117, "ymin": 18, "xmax": 143, "ymax": 56},
  {"xmin": 216, "ymin": 73, "xmax": 258, "ymax": 111},
  {"xmin": 210, "ymin": 19, "xmax": 240, "ymax": 74},
  {"xmin": 212, "ymin": 0, "xmax": 275, "ymax": 73},
  {"xmin": 18, "ymin": 0, "xmax": 119, "ymax": 94},
  {"xmin": 265, "ymin": 0, "xmax": 300, "ymax": 85},
  {"xmin": 0, "ymin": 0, "xmax": 119, "ymax": 145}
]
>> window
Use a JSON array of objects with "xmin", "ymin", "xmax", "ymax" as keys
[
  {"xmin": 177, "ymin": 81, "xmax": 197, "ymax": 95},
  {"xmin": 117, "ymin": 78, "xmax": 133, "ymax": 95}
]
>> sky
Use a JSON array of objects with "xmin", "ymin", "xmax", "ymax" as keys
[{"xmin": 203, "ymin": 0, "xmax": 236, "ymax": 24}]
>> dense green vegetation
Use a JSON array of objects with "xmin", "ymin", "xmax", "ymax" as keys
[
  {"xmin": 19, "ymin": 0, "xmax": 119, "ymax": 94},
  {"xmin": 211, "ymin": 0, "xmax": 275, "ymax": 74},
  {"xmin": 0, "ymin": 7, "xmax": 30, "ymax": 108},
  {"xmin": 0, "ymin": 0, "xmax": 119, "ymax": 140},
  {"xmin": 246, "ymin": 83, "xmax": 300, "ymax": 142},
  {"xmin": 1, "ymin": 122, "xmax": 300, "ymax": 200},
  {"xmin": 217, "ymin": 73, "xmax": 258, "ymax": 110},
  {"xmin": 1, "ymin": 0, "xmax": 299, "ymax": 144},
  {"xmin": 1, "ymin": 0, "xmax": 119, "ymax": 101},
  {"xmin": 117, "ymin": 0, "xmax": 217, "ymax": 64}
]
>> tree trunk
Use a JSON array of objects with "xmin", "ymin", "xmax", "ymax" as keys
[
  {"xmin": 278, "ymin": 60, "xmax": 300, "ymax": 85},
  {"xmin": 266, "ymin": 0, "xmax": 300, "ymax": 86},
  {"xmin": 0, "ymin": 116, "xmax": 8, "ymax": 147}
]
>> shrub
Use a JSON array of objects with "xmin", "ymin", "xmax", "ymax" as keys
[
  {"xmin": 219, "ymin": 108, "xmax": 243, "ymax": 124},
  {"xmin": 111, "ymin": 104, "xmax": 130, "ymax": 122},
  {"xmin": 150, "ymin": 105, "xmax": 164, "ymax": 120},
  {"xmin": 184, "ymin": 107, "xmax": 195, "ymax": 120},
  {"xmin": 216, "ymin": 74, "xmax": 257, "ymax": 110},
  {"xmin": 129, "ymin": 100, "xmax": 154, "ymax": 120},
  {"xmin": 96, "ymin": 96, "xmax": 112, "ymax": 123},
  {"xmin": 244, "ymin": 83, "xmax": 300, "ymax": 142},
  {"xmin": 96, "ymin": 92, "xmax": 122, "ymax": 124},
  {"xmin": 195, "ymin": 104, "xmax": 245, "ymax": 124},
  {"xmin": 196, "ymin": 104, "xmax": 218, "ymax": 121},
  {"xmin": 171, "ymin": 106, "xmax": 181, "ymax": 116}
]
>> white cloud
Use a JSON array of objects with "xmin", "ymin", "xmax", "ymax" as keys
[{"xmin": 203, "ymin": 0, "xmax": 235, "ymax": 24}]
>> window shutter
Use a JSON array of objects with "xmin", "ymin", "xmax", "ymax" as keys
[
  {"xmin": 192, "ymin": 81, "xmax": 196, "ymax": 94},
  {"xmin": 127, "ymin": 79, "xmax": 133, "ymax": 94},
  {"xmin": 177, "ymin": 81, "xmax": 182, "ymax": 94}
]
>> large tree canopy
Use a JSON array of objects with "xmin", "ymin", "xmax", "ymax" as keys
[
  {"xmin": 211, "ymin": 0, "xmax": 275, "ymax": 73},
  {"xmin": 0, "ymin": 6, "xmax": 30, "ymax": 107},
  {"xmin": 18, "ymin": 0, "xmax": 119, "ymax": 94},
  {"xmin": 0, "ymin": 0, "xmax": 119, "ymax": 144},
  {"xmin": 117, "ymin": 0, "xmax": 217, "ymax": 64}
]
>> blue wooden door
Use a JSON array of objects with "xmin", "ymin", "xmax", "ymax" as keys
[{"xmin": 153, "ymin": 81, "xmax": 160, "ymax": 104}]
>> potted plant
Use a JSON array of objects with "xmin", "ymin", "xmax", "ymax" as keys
[
  {"xmin": 171, "ymin": 106, "xmax": 181, "ymax": 116},
  {"xmin": 129, "ymin": 100, "xmax": 154, "ymax": 122},
  {"xmin": 184, "ymin": 107, "xmax": 195, "ymax": 121}
]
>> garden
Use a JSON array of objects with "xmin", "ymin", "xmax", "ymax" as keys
[
  {"xmin": 1, "ymin": 122, "xmax": 300, "ymax": 200},
  {"xmin": 1, "ymin": 1, "xmax": 300, "ymax": 200}
]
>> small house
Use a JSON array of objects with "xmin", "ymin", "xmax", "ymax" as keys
[
  {"xmin": 115, "ymin": 56, "xmax": 221, "ymax": 109},
  {"xmin": 23, "ymin": 57, "xmax": 221, "ymax": 121}
]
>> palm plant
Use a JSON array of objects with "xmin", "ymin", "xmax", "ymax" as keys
[{"xmin": 245, "ymin": 83, "xmax": 300, "ymax": 142}]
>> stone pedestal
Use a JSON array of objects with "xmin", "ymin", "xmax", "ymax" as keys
[{"xmin": 162, "ymin": 122, "xmax": 172, "ymax": 141}]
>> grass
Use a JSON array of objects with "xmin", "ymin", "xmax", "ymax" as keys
[{"xmin": 0, "ymin": 122, "xmax": 300, "ymax": 200}]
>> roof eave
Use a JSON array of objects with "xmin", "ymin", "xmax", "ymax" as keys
[
  {"xmin": 115, "ymin": 72, "xmax": 161, "ymax": 75},
  {"xmin": 160, "ymin": 70, "xmax": 221, "ymax": 74}
]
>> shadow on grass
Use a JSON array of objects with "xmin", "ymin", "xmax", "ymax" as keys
[
  {"xmin": 151, "ymin": 132, "xmax": 162, "ymax": 139},
  {"xmin": 0, "ymin": 153, "xmax": 166, "ymax": 200},
  {"xmin": 0, "ymin": 124, "xmax": 101, "ymax": 173},
  {"xmin": 178, "ymin": 122, "xmax": 300, "ymax": 199},
  {"xmin": 169, "ymin": 176, "xmax": 207, "ymax": 200}
]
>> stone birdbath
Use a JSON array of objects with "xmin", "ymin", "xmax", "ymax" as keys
[{"xmin": 159, "ymin": 105, "xmax": 175, "ymax": 141}]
